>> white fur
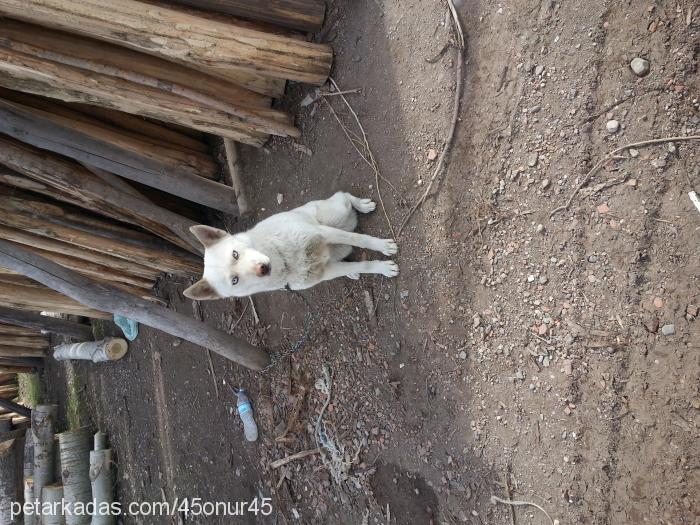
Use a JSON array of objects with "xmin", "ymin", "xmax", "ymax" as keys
[{"xmin": 186, "ymin": 192, "xmax": 399, "ymax": 299}]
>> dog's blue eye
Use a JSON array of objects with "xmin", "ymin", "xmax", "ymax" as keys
[
  {"xmin": 232, "ymin": 251, "xmax": 239, "ymax": 260},
  {"xmin": 231, "ymin": 276, "xmax": 239, "ymax": 285}
]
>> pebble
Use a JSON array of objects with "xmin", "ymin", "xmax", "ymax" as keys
[
  {"xmin": 458, "ymin": 351, "xmax": 467, "ymax": 360},
  {"xmin": 661, "ymin": 324, "xmax": 675, "ymax": 336},
  {"xmin": 651, "ymin": 158, "xmax": 667, "ymax": 169},
  {"xmin": 527, "ymin": 274, "xmax": 536, "ymax": 283},
  {"xmin": 427, "ymin": 148, "xmax": 438, "ymax": 161},
  {"xmin": 535, "ymin": 65, "xmax": 545, "ymax": 76},
  {"xmin": 515, "ymin": 370, "xmax": 524, "ymax": 380},
  {"xmin": 536, "ymin": 223, "xmax": 545, "ymax": 233},
  {"xmin": 629, "ymin": 148, "xmax": 639, "ymax": 158},
  {"xmin": 606, "ymin": 120, "xmax": 620, "ymax": 133},
  {"xmin": 597, "ymin": 203, "xmax": 610, "ymax": 214},
  {"xmin": 630, "ymin": 57, "xmax": 650, "ymax": 77},
  {"xmin": 588, "ymin": 255, "xmax": 598, "ymax": 263},
  {"xmin": 400, "ymin": 290, "xmax": 409, "ymax": 300},
  {"xmin": 541, "ymin": 179, "xmax": 550, "ymax": 190},
  {"xmin": 653, "ymin": 297, "xmax": 664, "ymax": 309},
  {"xmin": 527, "ymin": 153, "xmax": 539, "ymax": 167},
  {"xmin": 686, "ymin": 304, "xmax": 698, "ymax": 320},
  {"xmin": 563, "ymin": 359, "xmax": 573, "ymax": 376},
  {"xmin": 539, "ymin": 276, "xmax": 549, "ymax": 285}
]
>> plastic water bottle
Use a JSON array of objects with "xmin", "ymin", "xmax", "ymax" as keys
[{"xmin": 235, "ymin": 389, "xmax": 258, "ymax": 442}]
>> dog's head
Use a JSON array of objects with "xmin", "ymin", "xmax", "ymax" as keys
[{"xmin": 184, "ymin": 225, "xmax": 272, "ymax": 300}]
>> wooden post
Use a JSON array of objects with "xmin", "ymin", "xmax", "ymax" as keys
[
  {"xmin": 0, "ymin": 241, "xmax": 270, "ymax": 371},
  {"xmin": 89, "ymin": 432, "xmax": 113, "ymax": 525},
  {"xmin": 41, "ymin": 484, "xmax": 64, "ymax": 525},
  {"xmin": 58, "ymin": 428, "xmax": 91, "ymax": 525},
  {"xmin": 223, "ymin": 139, "xmax": 251, "ymax": 215},
  {"xmin": 0, "ymin": 47, "xmax": 292, "ymax": 146},
  {"xmin": 53, "ymin": 338, "xmax": 127, "ymax": 363},
  {"xmin": 0, "ymin": 98, "xmax": 247, "ymax": 216},
  {"xmin": 166, "ymin": 0, "xmax": 325, "ymax": 32},
  {"xmin": 0, "ymin": 307, "xmax": 93, "ymax": 340},
  {"xmin": 0, "ymin": 0, "xmax": 333, "ymax": 85},
  {"xmin": 0, "ymin": 437, "xmax": 23, "ymax": 525},
  {"xmin": 31, "ymin": 405, "xmax": 56, "ymax": 504}
]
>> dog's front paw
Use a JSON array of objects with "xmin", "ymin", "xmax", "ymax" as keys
[
  {"xmin": 380, "ymin": 261, "xmax": 399, "ymax": 278},
  {"xmin": 355, "ymin": 198, "xmax": 377, "ymax": 213},
  {"xmin": 378, "ymin": 239, "xmax": 398, "ymax": 256}
]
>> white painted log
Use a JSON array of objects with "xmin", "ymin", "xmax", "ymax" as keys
[
  {"xmin": 58, "ymin": 428, "xmax": 91, "ymax": 525},
  {"xmin": 53, "ymin": 339, "xmax": 127, "ymax": 363},
  {"xmin": 41, "ymin": 484, "xmax": 63, "ymax": 525},
  {"xmin": 93, "ymin": 432, "xmax": 106, "ymax": 452},
  {"xmin": 89, "ymin": 449, "xmax": 113, "ymax": 525},
  {"xmin": 22, "ymin": 477, "xmax": 34, "ymax": 525},
  {"xmin": 31, "ymin": 405, "xmax": 56, "ymax": 505}
]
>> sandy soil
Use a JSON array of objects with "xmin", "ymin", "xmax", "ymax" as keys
[{"xmin": 48, "ymin": 0, "xmax": 699, "ymax": 524}]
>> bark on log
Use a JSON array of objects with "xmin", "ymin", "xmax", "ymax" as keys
[
  {"xmin": 0, "ymin": 191, "xmax": 200, "ymax": 277},
  {"xmin": 167, "ymin": 0, "xmax": 325, "ymax": 32},
  {"xmin": 58, "ymin": 428, "xmax": 91, "ymax": 525},
  {"xmin": 0, "ymin": 337, "xmax": 48, "ymax": 351},
  {"xmin": 0, "ymin": 101, "xmax": 241, "ymax": 216},
  {"xmin": 68, "ymin": 104, "xmax": 210, "ymax": 153},
  {"xmin": 0, "ymin": 241, "xmax": 270, "ymax": 371},
  {"xmin": 89, "ymin": 446, "xmax": 113, "ymax": 525},
  {"xmin": 0, "ymin": 224, "xmax": 160, "ymax": 282},
  {"xmin": 0, "ymin": 308, "xmax": 92, "ymax": 340},
  {"xmin": 0, "ymin": 0, "xmax": 332, "ymax": 85},
  {"xmin": 0, "ymin": 438, "xmax": 23, "ymax": 525},
  {"xmin": 0, "ymin": 46, "xmax": 293, "ymax": 145},
  {"xmin": 0, "ymin": 402, "xmax": 28, "ymax": 420},
  {"xmin": 0, "ymin": 358, "xmax": 42, "ymax": 371},
  {"xmin": 0, "ymin": 348, "xmax": 45, "ymax": 360},
  {"xmin": 23, "ymin": 434, "xmax": 32, "ymax": 478},
  {"xmin": 40, "ymin": 484, "xmax": 63, "ymax": 525},
  {"xmin": 23, "ymin": 478, "xmax": 34, "ymax": 525},
  {"xmin": 223, "ymin": 139, "xmax": 251, "ymax": 215},
  {"xmin": 0, "ymin": 386, "xmax": 19, "ymax": 399},
  {"xmin": 0, "ymin": 144, "xmax": 204, "ymax": 256},
  {"xmin": 53, "ymin": 339, "xmax": 127, "ymax": 363},
  {"xmin": 0, "ymin": 282, "xmax": 110, "ymax": 320},
  {"xmin": 0, "ymin": 325, "xmax": 38, "ymax": 337},
  {"xmin": 31, "ymin": 405, "xmax": 55, "ymax": 505}
]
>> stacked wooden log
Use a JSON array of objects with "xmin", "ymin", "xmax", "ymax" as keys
[{"xmin": 0, "ymin": 0, "xmax": 328, "ymax": 368}]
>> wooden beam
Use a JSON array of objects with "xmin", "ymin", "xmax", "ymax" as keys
[
  {"xmin": 0, "ymin": 0, "xmax": 333, "ymax": 85},
  {"xmin": 0, "ymin": 45, "xmax": 295, "ymax": 145},
  {"xmin": 0, "ymin": 241, "xmax": 270, "ymax": 371},
  {"xmin": 0, "ymin": 192, "xmax": 200, "ymax": 277},
  {"xmin": 166, "ymin": 0, "xmax": 325, "ymax": 32},
  {"xmin": 0, "ymin": 336, "xmax": 48, "ymax": 350},
  {"xmin": 0, "ymin": 281, "xmax": 110, "ymax": 320},
  {"xmin": 0, "ymin": 99, "xmax": 244, "ymax": 215},
  {"xmin": 0, "ymin": 307, "xmax": 93, "ymax": 340}
]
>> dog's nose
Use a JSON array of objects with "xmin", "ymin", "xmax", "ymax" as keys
[{"xmin": 255, "ymin": 263, "xmax": 270, "ymax": 277}]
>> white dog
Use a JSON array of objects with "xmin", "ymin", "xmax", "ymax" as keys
[{"xmin": 183, "ymin": 192, "xmax": 399, "ymax": 300}]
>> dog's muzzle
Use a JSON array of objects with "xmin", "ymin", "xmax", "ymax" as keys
[{"xmin": 255, "ymin": 263, "xmax": 270, "ymax": 277}]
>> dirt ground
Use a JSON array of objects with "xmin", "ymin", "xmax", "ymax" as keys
[{"xmin": 46, "ymin": 0, "xmax": 699, "ymax": 523}]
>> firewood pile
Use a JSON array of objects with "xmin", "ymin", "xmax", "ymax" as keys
[{"xmin": 0, "ymin": 0, "xmax": 331, "ymax": 370}]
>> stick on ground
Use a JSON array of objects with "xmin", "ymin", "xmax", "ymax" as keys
[{"xmin": 397, "ymin": 0, "xmax": 465, "ymax": 236}]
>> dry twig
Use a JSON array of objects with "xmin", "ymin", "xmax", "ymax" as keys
[
  {"xmin": 269, "ymin": 448, "xmax": 321, "ymax": 470},
  {"xmin": 490, "ymin": 495, "xmax": 555, "ymax": 525},
  {"xmin": 550, "ymin": 135, "xmax": 700, "ymax": 217},
  {"xmin": 398, "ymin": 0, "xmax": 465, "ymax": 235}
]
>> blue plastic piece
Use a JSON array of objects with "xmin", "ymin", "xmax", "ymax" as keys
[{"xmin": 114, "ymin": 314, "xmax": 139, "ymax": 341}]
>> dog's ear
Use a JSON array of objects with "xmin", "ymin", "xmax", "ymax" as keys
[
  {"xmin": 189, "ymin": 225, "xmax": 228, "ymax": 248},
  {"xmin": 183, "ymin": 279, "xmax": 221, "ymax": 301}
]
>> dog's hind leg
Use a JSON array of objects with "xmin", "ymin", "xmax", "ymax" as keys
[{"xmin": 314, "ymin": 191, "xmax": 375, "ymax": 232}]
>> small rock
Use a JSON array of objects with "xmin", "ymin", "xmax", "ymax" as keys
[
  {"xmin": 626, "ymin": 178, "xmax": 638, "ymax": 188},
  {"xmin": 597, "ymin": 203, "xmax": 610, "ymax": 214},
  {"xmin": 653, "ymin": 297, "xmax": 664, "ymax": 309},
  {"xmin": 564, "ymin": 406, "xmax": 571, "ymax": 416},
  {"xmin": 399, "ymin": 290, "xmax": 409, "ymax": 300},
  {"xmin": 472, "ymin": 315, "xmax": 481, "ymax": 329},
  {"xmin": 661, "ymin": 324, "xmax": 675, "ymax": 336},
  {"xmin": 606, "ymin": 120, "xmax": 620, "ymax": 133},
  {"xmin": 527, "ymin": 274, "xmax": 536, "ymax": 283},
  {"xmin": 515, "ymin": 370, "xmax": 525, "ymax": 381},
  {"xmin": 276, "ymin": 193, "xmax": 284, "ymax": 205},
  {"xmin": 527, "ymin": 153, "xmax": 539, "ymax": 167},
  {"xmin": 630, "ymin": 57, "xmax": 650, "ymax": 77},
  {"xmin": 629, "ymin": 148, "xmax": 639, "ymax": 158},
  {"xmin": 644, "ymin": 317, "xmax": 659, "ymax": 333},
  {"xmin": 686, "ymin": 304, "xmax": 698, "ymax": 320},
  {"xmin": 588, "ymin": 254, "xmax": 598, "ymax": 263},
  {"xmin": 541, "ymin": 179, "xmax": 550, "ymax": 190},
  {"xmin": 651, "ymin": 158, "xmax": 667, "ymax": 169},
  {"xmin": 536, "ymin": 223, "xmax": 545, "ymax": 233},
  {"xmin": 563, "ymin": 359, "xmax": 573, "ymax": 376},
  {"xmin": 427, "ymin": 148, "xmax": 438, "ymax": 161},
  {"xmin": 458, "ymin": 351, "xmax": 467, "ymax": 360},
  {"xmin": 530, "ymin": 105, "xmax": 542, "ymax": 114},
  {"xmin": 538, "ymin": 324, "xmax": 548, "ymax": 335},
  {"xmin": 535, "ymin": 65, "xmax": 545, "ymax": 76},
  {"xmin": 539, "ymin": 276, "xmax": 549, "ymax": 285}
]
